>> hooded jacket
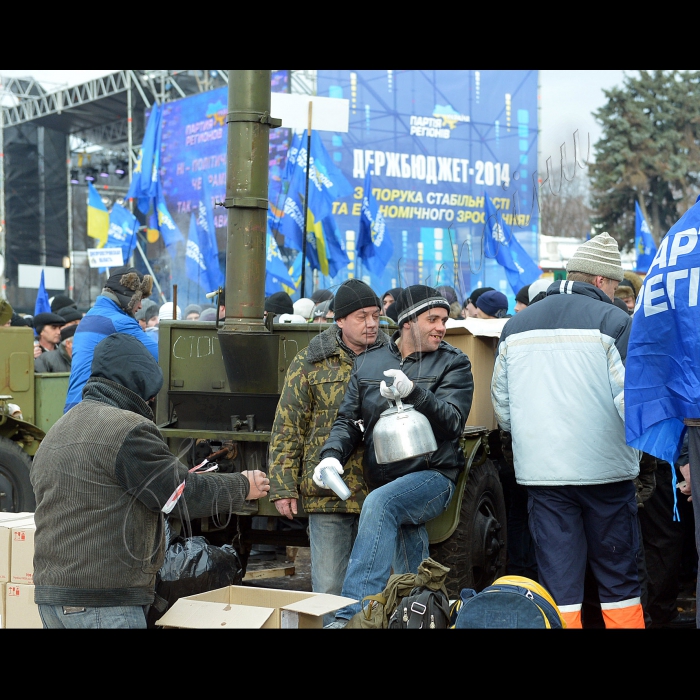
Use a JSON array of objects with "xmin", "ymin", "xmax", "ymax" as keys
[
  {"xmin": 31, "ymin": 333, "xmax": 251, "ymax": 608},
  {"xmin": 491, "ymin": 280, "xmax": 640, "ymax": 485},
  {"xmin": 64, "ymin": 292, "xmax": 159, "ymax": 412},
  {"xmin": 269, "ymin": 325, "xmax": 389, "ymax": 513},
  {"xmin": 320, "ymin": 332, "xmax": 473, "ymax": 489}
]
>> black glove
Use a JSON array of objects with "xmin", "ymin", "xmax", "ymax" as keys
[{"xmin": 635, "ymin": 471, "xmax": 656, "ymax": 508}]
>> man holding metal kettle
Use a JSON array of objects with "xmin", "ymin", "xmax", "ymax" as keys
[{"xmin": 317, "ymin": 285, "xmax": 474, "ymax": 628}]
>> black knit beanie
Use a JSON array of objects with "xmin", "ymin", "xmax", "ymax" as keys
[
  {"xmin": 395, "ymin": 285, "xmax": 450, "ymax": 326},
  {"xmin": 104, "ymin": 266, "xmax": 153, "ymax": 315},
  {"xmin": 333, "ymin": 279, "xmax": 380, "ymax": 319},
  {"xmin": 265, "ymin": 291, "xmax": 294, "ymax": 316},
  {"xmin": 515, "ymin": 285, "xmax": 530, "ymax": 307}
]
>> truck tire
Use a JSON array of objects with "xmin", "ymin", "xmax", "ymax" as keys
[
  {"xmin": 429, "ymin": 457, "xmax": 506, "ymax": 599},
  {"xmin": 0, "ymin": 437, "xmax": 36, "ymax": 513}
]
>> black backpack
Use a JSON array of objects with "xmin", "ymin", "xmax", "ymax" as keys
[{"xmin": 388, "ymin": 585, "xmax": 452, "ymax": 629}]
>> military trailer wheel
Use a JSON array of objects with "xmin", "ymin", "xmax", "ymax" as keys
[
  {"xmin": 0, "ymin": 437, "xmax": 36, "ymax": 513},
  {"xmin": 430, "ymin": 457, "xmax": 506, "ymax": 598}
]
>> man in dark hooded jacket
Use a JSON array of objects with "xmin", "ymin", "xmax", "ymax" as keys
[{"xmin": 31, "ymin": 333, "xmax": 269, "ymax": 629}]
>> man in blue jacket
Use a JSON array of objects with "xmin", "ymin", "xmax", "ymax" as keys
[
  {"xmin": 64, "ymin": 266, "xmax": 159, "ymax": 413},
  {"xmin": 319, "ymin": 285, "xmax": 474, "ymax": 627}
]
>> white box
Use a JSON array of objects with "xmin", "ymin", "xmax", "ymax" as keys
[
  {"xmin": 0, "ymin": 516, "xmax": 34, "ymax": 583},
  {"xmin": 10, "ymin": 522, "xmax": 36, "ymax": 584},
  {"xmin": 5, "ymin": 583, "xmax": 42, "ymax": 629}
]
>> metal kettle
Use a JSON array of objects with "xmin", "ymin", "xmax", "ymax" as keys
[{"xmin": 373, "ymin": 385, "xmax": 438, "ymax": 464}]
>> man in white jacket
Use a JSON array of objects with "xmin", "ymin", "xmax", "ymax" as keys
[{"xmin": 491, "ymin": 232, "xmax": 644, "ymax": 629}]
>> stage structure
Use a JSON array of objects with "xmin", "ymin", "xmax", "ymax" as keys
[{"xmin": 0, "ymin": 70, "xmax": 314, "ymax": 312}]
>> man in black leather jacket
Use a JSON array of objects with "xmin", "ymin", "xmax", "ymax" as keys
[{"xmin": 318, "ymin": 285, "xmax": 473, "ymax": 627}]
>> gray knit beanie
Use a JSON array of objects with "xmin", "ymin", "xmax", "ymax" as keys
[{"xmin": 566, "ymin": 232, "xmax": 624, "ymax": 282}]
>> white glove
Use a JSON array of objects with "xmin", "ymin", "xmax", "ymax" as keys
[
  {"xmin": 380, "ymin": 368, "xmax": 414, "ymax": 400},
  {"xmin": 313, "ymin": 457, "xmax": 343, "ymax": 488}
]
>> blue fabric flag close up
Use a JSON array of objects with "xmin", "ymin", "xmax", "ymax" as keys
[
  {"xmin": 195, "ymin": 184, "xmax": 224, "ymax": 293},
  {"xmin": 265, "ymin": 225, "xmax": 296, "ymax": 295},
  {"xmin": 154, "ymin": 182, "xmax": 184, "ymax": 251},
  {"xmin": 357, "ymin": 172, "xmax": 393, "ymax": 276},
  {"xmin": 185, "ymin": 212, "xmax": 207, "ymax": 290},
  {"xmin": 635, "ymin": 201, "xmax": 658, "ymax": 273},
  {"xmin": 126, "ymin": 104, "xmax": 162, "ymax": 214},
  {"xmin": 483, "ymin": 195, "xmax": 541, "ymax": 294},
  {"xmin": 34, "ymin": 270, "xmax": 51, "ymax": 324},
  {"xmin": 105, "ymin": 203, "xmax": 139, "ymax": 267},
  {"xmin": 625, "ymin": 199, "xmax": 700, "ymax": 465}
]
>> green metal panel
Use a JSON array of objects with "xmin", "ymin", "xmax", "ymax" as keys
[
  {"xmin": 0, "ymin": 328, "xmax": 35, "ymax": 424},
  {"xmin": 34, "ymin": 373, "xmax": 69, "ymax": 433}
]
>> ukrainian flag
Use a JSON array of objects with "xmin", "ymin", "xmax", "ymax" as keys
[{"xmin": 87, "ymin": 181, "xmax": 109, "ymax": 248}]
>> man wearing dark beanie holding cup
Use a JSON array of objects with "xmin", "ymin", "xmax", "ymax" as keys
[
  {"xmin": 320, "ymin": 284, "xmax": 474, "ymax": 628},
  {"xmin": 268, "ymin": 278, "xmax": 389, "ymax": 623}
]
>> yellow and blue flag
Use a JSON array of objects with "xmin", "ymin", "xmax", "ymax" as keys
[
  {"xmin": 154, "ymin": 183, "xmax": 184, "ymax": 252},
  {"xmin": 635, "ymin": 201, "xmax": 657, "ymax": 273},
  {"xmin": 625, "ymin": 199, "xmax": 700, "ymax": 466},
  {"xmin": 483, "ymin": 195, "xmax": 541, "ymax": 293},
  {"xmin": 185, "ymin": 212, "xmax": 207, "ymax": 290},
  {"xmin": 126, "ymin": 104, "xmax": 162, "ymax": 214},
  {"xmin": 357, "ymin": 172, "xmax": 393, "ymax": 276},
  {"xmin": 87, "ymin": 181, "xmax": 109, "ymax": 248},
  {"xmin": 266, "ymin": 225, "xmax": 296, "ymax": 295}
]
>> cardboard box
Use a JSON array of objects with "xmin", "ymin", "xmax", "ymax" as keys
[
  {"xmin": 156, "ymin": 585, "xmax": 356, "ymax": 629},
  {"xmin": 5, "ymin": 583, "xmax": 42, "ymax": 629},
  {"xmin": 10, "ymin": 522, "xmax": 36, "ymax": 584},
  {"xmin": 0, "ymin": 516, "xmax": 35, "ymax": 583},
  {"xmin": 0, "ymin": 582, "xmax": 5, "ymax": 628},
  {"xmin": 445, "ymin": 318, "xmax": 507, "ymax": 431}
]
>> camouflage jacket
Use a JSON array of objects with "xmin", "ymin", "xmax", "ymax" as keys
[{"xmin": 269, "ymin": 325, "xmax": 389, "ymax": 513}]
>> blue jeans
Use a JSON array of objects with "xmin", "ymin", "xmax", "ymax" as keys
[
  {"xmin": 309, "ymin": 512, "xmax": 359, "ymax": 625},
  {"xmin": 333, "ymin": 470, "xmax": 454, "ymax": 621},
  {"xmin": 39, "ymin": 604, "xmax": 149, "ymax": 629}
]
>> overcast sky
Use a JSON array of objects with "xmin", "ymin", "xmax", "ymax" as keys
[{"xmin": 0, "ymin": 69, "xmax": 631, "ymax": 171}]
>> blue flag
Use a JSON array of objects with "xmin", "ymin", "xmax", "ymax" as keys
[
  {"xmin": 106, "ymin": 203, "xmax": 138, "ymax": 266},
  {"xmin": 185, "ymin": 212, "xmax": 207, "ymax": 290},
  {"xmin": 357, "ymin": 172, "xmax": 393, "ymax": 276},
  {"xmin": 195, "ymin": 188, "xmax": 224, "ymax": 292},
  {"xmin": 483, "ymin": 195, "xmax": 541, "ymax": 293},
  {"xmin": 625, "ymin": 199, "xmax": 700, "ymax": 466},
  {"xmin": 34, "ymin": 270, "xmax": 51, "ymax": 323},
  {"xmin": 126, "ymin": 104, "xmax": 162, "ymax": 214},
  {"xmin": 321, "ymin": 214, "xmax": 350, "ymax": 278},
  {"xmin": 635, "ymin": 201, "xmax": 657, "ymax": 273},
  {"xmin": 266, "ymin": 226, "xmax": 296, "ymax": 295}
]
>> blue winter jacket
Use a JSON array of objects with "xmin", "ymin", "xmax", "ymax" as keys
[{"xmin": 64, "ymin": 295, "xmax": 159, "ymax": 413}]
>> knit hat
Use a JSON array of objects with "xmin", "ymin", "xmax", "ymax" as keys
[
  {"xmin": 333, "ymin": 279, "xmax": 381, "ymax": 319},
  {"xmin": 466, "ymin": 286, "xmax": 495, "ymax": 306},
  {"xmin": 293, "ymin": 297, "xmax": 315, "ymax": 320},
  {"xmin": 50, "ymin": 295, "xmax": 76, "ymax": 314},
  {"xmin": 395, "ymin": 285, "xmax": 451, "ymax": 326},
  {"xmin": 475, "ymin": 290, "xmax": 509, "ymax": 318},
  {"xmin": 381, "ymin": 287, "xmax": 402, "ymax": 305},
  {"xmin": 528, "ymin": 279, "xmax": 551, "ymax": 303},
  {"xmin": 515, "ymin": 285, "xmax": 530, "ymax": 306},
  {"xmin": 183, "ymin": 304, "xmax": 202, "ymax": 318},
  {"xmin": 199, "ymin": 307, "xmax": 218, "ymax": 322},
  {"xmin": 311, "ymin": 288, "xmax": 334, "ymax": 304},
  {"xmin": 436, "ymin": 285, "xmax": 460, "ymax": 306},
  {"xmin": 104, "ymin": 266, "xmax": 154, "ymax": 315},
  {"xmin": 60, "ymin": 324, "xmax": 77, "ymax": 342},
  {"xmin": 158, "ymin": 302, "xmax": 181, "ymax": 321},
  {"xmin": 56, "ymin": 306, "xmax": 82, "ymax": 323},
  {"xmin": 265, "ymin": 291, "xmax": 294, "ymax": 316},
  {"xmin": 312, "ymin": 299, "xmax": 333, "ymax": 319},
  {"xmin": 566, "ymin": 232, "xmax": 624, "ymax": 282},
  {"xmin": 384, "ymin": 301, "xmax": 399, "ymax": 323},
  {"xmin": 135, "ymin": 299, "xmax": 158, "ymax": 322}
]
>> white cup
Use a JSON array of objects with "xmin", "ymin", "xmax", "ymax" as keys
[{"xmin": 321, "ymin": 466, "xmax": 351, "ymax": 500}]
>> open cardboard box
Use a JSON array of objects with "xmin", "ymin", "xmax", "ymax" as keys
[
  {"xmin": 156, "ymin": 585, "xmax": 357, "ymax": 629},
  {"xmin": 444, "ymin": 317, "xmax": 508, "ymax": 431}
]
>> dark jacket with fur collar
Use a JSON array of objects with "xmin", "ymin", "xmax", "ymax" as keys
[{"xmin": 269, "ymin": 325, "xmax": 389, "ymax": 513}]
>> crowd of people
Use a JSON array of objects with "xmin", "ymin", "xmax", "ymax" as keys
[{"xmin": 4, "ymin": 240, "xmax": 698, "ymax": 629}]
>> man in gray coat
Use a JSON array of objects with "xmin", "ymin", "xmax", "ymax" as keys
[{"xmin": 30, "ymin": 333, "xmax": 269, "ymax": 629}]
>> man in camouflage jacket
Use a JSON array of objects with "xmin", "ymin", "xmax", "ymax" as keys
[{"xmin": 269, "ymin": 279, "xmax": 388, "ymax": 607}]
